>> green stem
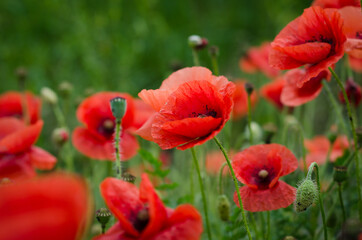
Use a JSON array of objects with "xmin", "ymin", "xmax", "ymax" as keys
[
  {"xmin": 190, "ymin": 147, "xmax": 212, "ymax": 240},
  {"xmin": 192, "ymin": 49, "xmax": 200, "ymax": 66},
  {"xmin": 114, "ymin": 119, "xmax": 122, "ymax": 179},
  {"xmin": 296, "ymin": 122, "xmax": 307, "ymax": 174},
  {"xmin": 211, "ymin": 55, "xmax": 219, "ymax": 76},
  {"xmin": 266, "ymin": 211, "xmax": 271, "ymax": 240},
  {"xmin": 214, "ymin": 137, "xmax": 253, "ymax": 240},
  {"xmin": 247, "ymin": 94, "xmax": 253, "ymax": 145},
  {"xmin": 259, "ymin": 212, "xmax": 266, "ymax": 238},
  {"xmin": 218, "ymin": 162, "xmax": 227, "ymax": 194},
  {"xmin": 329, "ymin": 67, "xmax": 362, "ymax": 221},
  {"xmin": 249, "ymin": 212, "xmax": 259, "ymax": 240},
  {"xmin": 338, "ymin": 183, "xmax": 346, "ymax": 223},
  {"xmin": 53, "ymin": 104, "xmax": 66, "ymax": 127},
  {"xmin": 307, "ymin": 162, "xmax": 328, "ymax": 240},
  {"xmin": 322, "ymin": 80, "xmax": 349, "ymax": 141}
]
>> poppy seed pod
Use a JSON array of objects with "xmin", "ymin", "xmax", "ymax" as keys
[
  {"xmin": 110, "ymin": 97, "xmax": 127, "ymax": 121},
  {"xmin": 217, "ymin": 195, "xmax": 230, "ymax": 221},
  {"xmin": 295, "ymin": 178, "xmax": 318, "ymax": 212},
  {"xmin": 209, "ymin": 45, "xmax": 219, "ymax": 57},
  {"xmin": 15, "ymin": 66, "xmax": 28, "ymax": 82},
  {"xmin": 244, "ymin": 82, "xmax": 254, "ymax": 95},
  {"xmin": 96, "ymin": 208, "xmax": 111, "ymax": 225},
  {"xmin": 188, "ymin": 35, "xmax": 208, "ymax": 50},
  {"xmin": 52, "ymin": 127, "xmax": 69, "ymax": 147},
  {"xmin": 58, "ymin": 81, "xmax": 73, "ymax": 98},
  {"xmin": 333, "ymin": 166, "xmax": 347, "ymax": 183}
]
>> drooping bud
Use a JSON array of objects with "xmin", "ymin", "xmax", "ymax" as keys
[
  {"xmin": 188, "ymin": 35, "xmax": 208, "ymax": 50},
  {"xmin": 58, "ymin": 81, "xmax": 73, "ymax": 98},
  {"xmin": 96, "ymin": 208, "xmax": 111, "ymax": 233},
  {"xmin": 51, "ymin": 127, "xmax": 69, "ymax": 147},
  {"xmin": 209, "ymin": 45, "xmax": 219, "ymax": 58},
  {"xmin": 295, "ymin": 178, "xmax": 318, "ymax": 212},
  {"xmin": 244, "ymin": 82, "xmax": 254, "ymax": 95},
  {"xmin": 338, "ymin": 78, "xmax": 361, "ymax": 107},
  {"xmin": 217, "ymin": 195, "xmax": 230, "ymax": 222},
  {"xmin": 122, "ymin": 172, "xmax": 136, "ymax": 184},
  {"xmin": 110, "ymin": 97, "xmax": 127, "ymax": 121},
  {"xmin": 333, "ymin": 166, "xmax": 347, "ymax": 183},
  {"xmin": 41, "ymin": 87, "xmax": 58, "ymax": 105}
]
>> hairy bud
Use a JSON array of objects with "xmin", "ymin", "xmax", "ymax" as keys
[
  {"xmin": 217, "ymin": 195, "xmax": 230, "ymax": 221},
  {"xmin": 295, "ymin": 179, "xmax": 318, "ymax": 212}
]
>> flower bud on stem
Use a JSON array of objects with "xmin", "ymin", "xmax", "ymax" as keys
[
  {"xmin": 245, "ymin": 82, "xmax": 254, "ymax": 145},
  {"xmin": 110, "ymin": 97, "xmax": 127, "ymax": 179}
]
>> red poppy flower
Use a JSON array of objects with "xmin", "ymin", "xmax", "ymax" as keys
[
  {"xmin": 240, "ymin": 42, "xmax": 280, "ymax": 78},
  {"xmin": 349, "ymin": 55, "xmax": 362, "ymax": 72},
  {"xmin": 339, "ymin": 6, "xmax": 362, "ymax": 71},
  {"xmin": 312, "ymin": 0, "xmax": 361, "ymax": 8},
  {"xmin": 94, "ymin": 174, "xmax": 203, "ymax": 240},
  {"xmin": 0, "ymin": 91, "xmax": 41, "ymax": 124},
  {"xmin": 0, "ymin": 173, "xmax": 90, "ymax": 240},
  {"xmin": 338, "ymin": 78, "xmax": 362, "ymax": 106},
  {"xmin": 270, "ymin": 7, "xmax": 346, "ymax": 88},
  {"xmin": 281, "ymin": 68, "xmax": 331, "ymax": 106},
  {"xmin": 260, "ymin": 78, "xmax": 286, "ymax": 110},
  {"xmin": 136, "ymin": 67, "xmax": 235, "ymax": 150},
  {"xmin": 72, "ymin": 92, "xmax": 151, "ymax": 161},
  {"xmin": 232, "ymin": 144, "xmax": 298, "ymax": 212},
  {"xmin": 232, "ymin": 80, "xmax": 258, "ymax": 120},
  {"xmin": 302, "ymin": 135, "xmax": 349, "ymax": 168},
  {"xmin": 0, "ymin": 117, "xmax": 56, "ymax": 179},
  {"xmin": 206, "ymin": 150, "xmax": 234, "ymax": 176}
]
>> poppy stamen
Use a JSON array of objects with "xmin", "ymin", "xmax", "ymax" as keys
[
  {"xmin": 103, "ymin": 119, "xmax": 115, "ymax": 130},
  {"xmin": 133, "ymin": 207, "xmax": 150, "ymax": 232}
]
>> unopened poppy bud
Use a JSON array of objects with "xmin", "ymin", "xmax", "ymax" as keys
[
  {"xmin": 96, "ymin": 208, "xmax": 111, "ymax": 225},
  {"xmin": 333, "ymin": 166, "xmax": 347, "ymax": 183},
  {"xmin": 52, "ymin": 127, "xmax": 69, "ymax": 147},
  {"xmin": 327, "ymin": 132, "xmax": 337, "ymax": 144},
  {"xmin": 122, "ymin": 172, "xmax": 136, "ymax": 184},
  {"xmin": 244, "ymin": 82, "xmax": 254, "ymax": 95},
  {"xmin": 284, "ymin": 115, "xmax": 298, "ymax": 130},
  {"xmin": 110, "ymin": 97, "xmax": 127, "ymax": 121},
  {"xmin": 41, "ymin": 87, "xmax": 58, "ymax": 105},
  {"xmin": 209, "ymin": 45, "xmax": 219, "ymax": 57},
  {"xmin": 217, "ymin": 195, "xmax": 230, "ymax": 222},
  {"xmin": 245, "ymin": 122, "xmax": 263, "ymax": 143},
  {"xmin": 58, "ymin": 81, "xmax": 73, "ymax": 98},
  {"xmin": 338, "ymin": 78, "xmax": 362, "ymax": 107},
  {"xmin": 295, "ymin": 179, "xmax": 318, "ymax": 212},
  {"xmin": 188, "ymin": 35, "xmax": 208, "ymax": 50},
  {"xmin": 15, "ymin": 67, "xmax": 28, "ymax": 82}
]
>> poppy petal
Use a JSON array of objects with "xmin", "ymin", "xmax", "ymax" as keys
[
  {"xmin": 0, "ymin": 174, "xmax": 90, "ymax": 240},
  {"xmin": 0, "ymin": 120, "xmax": 43, "ymax": 154},
  {"xmin": 282, "ymin": 42, "xmax": 332, "ymax": 64},
  {"xmin": 28, "ymin": 146, "xmax": 57, "ymax": 170},
  {"xmin": 100, "ymin": 178, "xmax": 142, "ymax": 237},
  {"xmin": 0, "ymin": 153, "xmax": 35, "ymax": 179},
  {"xmin": 92, "ymin": 222, "xmax": 131, "ymax": 240},
  {"xmin": 234, "ymin": 181, "xmax": 296, "ymax": 212},
  {"xmin": 260, "ymin": 78, "xmax": 285, "ymax": 110},
  {"xmin": 138, "ymin": 89, "xmax": 172, "ymax": 112},
  {"xmin": 135, "ymin": 113, "xmax": 157, "ymax": 141},
  {"xmin": 0, "ymin": 117, "xmax": 25, "ymax": 140},
  {"xmin": 139, "ymin": 174, "xmax": 168, "ymax": 239},
  {"xmin": 129, "ymin": 99, "xmax": 155, "ymax": 132},
  {"xmin": 153, "ymin": 204, "xmax": 203, "ymax": 240}
]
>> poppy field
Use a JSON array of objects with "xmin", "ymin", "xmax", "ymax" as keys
[{"xmin": 0, "ymin": 0, "xmax": 362, "ymax": 239}]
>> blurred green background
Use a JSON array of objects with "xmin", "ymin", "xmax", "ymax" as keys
[{"xmin": 0, "ymin": 0, "xmax": 309, "ymax": 94}]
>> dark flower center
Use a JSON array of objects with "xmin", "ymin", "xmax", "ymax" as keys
[
  {"xmin": 356, "ymin": 31, "xmax": 362, "ymax": 39},
  {"xmin": 251, "ymin": 167, "xmax": 277, "ymax": 190},
  {"xmin": 97, "ymin": 119, "xmax": 115, "ymax": 138},
  {"xmin": 189, "ymin": 105, "xmax": 218, "ymax": 118},
  {"xmin": 305, "ymin": 34, "xmax": 333, "ymax": 44},
  {"xmin": 133, "ymin": 207, "xmax": 150, "ymax": 233}
]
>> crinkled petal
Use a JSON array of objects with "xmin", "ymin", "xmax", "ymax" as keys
[
  {"xmin": 234, "ymin": 181, "xmax": 296, "ymax": 212},
  {"xmin": 28, "ymin": 146, "xmax": 57, "ymax": 170},
  {"xmin": 0, "ymin": 153, "xmax": 35, "ymax": 180}
]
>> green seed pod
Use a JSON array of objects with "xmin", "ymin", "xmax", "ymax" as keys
[
  {"xmin": 217, "ymin": 195, "xmax": 230, "ymax": 221},
  {"xmin": 333, "ymin": 166, "xmax": 347, "ymax": 183},
  {"xmin": 295, "ymin": 179, "xmax": 318, "ymax": 213},
  {"xmin": 96, "ymin": 208, "xmax": 111, "ymax": 225},
  {"xmin": 110, "ymin": 97, "xmax": 127, "ymax": 120},
  {"xmin": 58, "ymin": 81, "xmax": 73, "ymax": 98}
]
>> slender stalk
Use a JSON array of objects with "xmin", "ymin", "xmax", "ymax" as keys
[
  {"xmin": 190, "ymin": 147, "xmax": 212, "ymax": 240},
  {"xmin": 211, "ymin": 55, "xmax": 219, "ymax": 76},
  {"xmin": 247, "ymin": 94, "xmax": 253, "ymax": 145},
  {"xmin": 329, "ymin": 67, "xmax": 362, "ymax": 221},
  {"xmin": 266, "ymin": 211, "xmax": 271, "ymax": 240},
  {"xmin": 114, "ymin": 119, "xmax": 122, "ymax": 179},
  {"xmin": 307, "ymin": 162, "xmax": 328, "ymax": 240},
  {"xmin": 338, "ymin": 183, "xmax": 347, "ymax": 223},
  {"xmin": 322, "ymin": 80, "xmax": 349, "ymax": 140},
  {"xmin": 296, "ymin": 122, "xmax": 307, "ymax": 174},
  {"xmin": 218, "ymin": 162, "xmax": 227, "ymax": 194},
  {"xmin": 259, "ymin": 212, "xmax": 266, "ymax": 238},
  {"xmin": 214, "ymin": 137, "xmax": 253, "ymax": 240},
  {"xmin": 249, "ymin": 212, "xmax": 259, "ymax": 240},
  {"xmin": 192, "ymin": 49, "xmax": 200, "ymax": 66}
]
